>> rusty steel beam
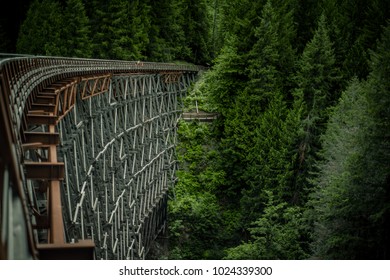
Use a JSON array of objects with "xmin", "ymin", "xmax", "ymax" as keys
[
  {"xmin": 160, "ymin": 71, "xmax": 183, "ymax": 83},
  {"xmin": 21, "ymin": 142, "xmax": 48, "ymax": 150},
  {"xmin": 48, "ymin": 180, "xmax": 64, "ymax": 244},
  {"xmin": 56, "ymin": 83, "xmax": 77, "ymax": 121}
]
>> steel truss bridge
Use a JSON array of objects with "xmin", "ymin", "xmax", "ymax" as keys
[{"xmin": 0, "ymin": 55, "xmax": 204, "ymax": 260}]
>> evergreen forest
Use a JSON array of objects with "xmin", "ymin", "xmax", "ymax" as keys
[{"xmin": 1, "ymin": 0, "xmax": 390, "ymax": 260}]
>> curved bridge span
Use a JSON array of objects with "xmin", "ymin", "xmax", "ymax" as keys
[{"xmin": 0, "ymin": 55, "xmax": 204, "ymax": 259}]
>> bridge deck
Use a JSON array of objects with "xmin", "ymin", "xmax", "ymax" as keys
[{"xmin": 0, "ymin": 54, "xmax": 204, "ymax": 260}]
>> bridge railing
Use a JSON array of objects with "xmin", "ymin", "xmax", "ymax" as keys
[
  {"xmin": 0, "ymin": 54, "xmax": 205, "ymax": 259},
  {"xmin": 0, "ymin": 55, "xmax": 205, "ymax": 175},
  {"xmin": 0, "ymin": 55, "xmax": 204, "ymax": 137}
]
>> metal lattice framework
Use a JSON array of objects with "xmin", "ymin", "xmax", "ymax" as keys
[
  {"xmin": 0, "ymin": 55, "xmax": 203, "ymax": 260},
  {"xmin": 58, "ymin": 74, "xmax": 193, "ymax": 259}
]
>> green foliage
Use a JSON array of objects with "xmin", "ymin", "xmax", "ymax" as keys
[
  {"xmin": 308, "ymin": 23, "xmax": 390, "ymax": 259},
  {"xmin": 16, "ymin": 0, "xmax": 63, "ymax": 55},
  {"xmin": 179, "ymin": 0, "xmax": 210, "ymax": 64},
  {"xmin": 147, "ymin": 0, "xmax": 186, "ymax": 61},
  {"xmin": 168, "ymin": 192, "xmax": 224, "ymax": 259},
  {"xmin": 292, "ymin": 14, "xmax": 341, "ymax": 192},
  {"xmin": 13, "ymin": 0, "xmax": 213, "ymax": 63},
  {"xmin": 321, "ymin": 0, "xmax": 390, "ymax": 79},
  {"xmin": 226, "ymin": 191, "xmax": 308, "ymax": 259},
  {"xmin": 308, "ymin": 78, "xmax": 372, "ymax": 259},
  {"xmin": 62, "ymin": 0, "xmax": 92, "ymax": 58},
  {"xmin": 241, "ymin": 95, "xmax": 303, "ymax": 223},
  {"xmin": 92, "ymin": 0, "xmax": 150, "ymax": 60},
  {"xmin": 168, "ymin": 120, "xmax": 233, "ymax": 259}
]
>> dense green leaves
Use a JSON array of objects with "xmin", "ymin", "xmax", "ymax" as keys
[
  {"xmin": 14, "ymin": 0, "xmax": 211, "ymax": 63},
  {"xmin": 226, "ymin": 192, "xmax": 308, "ymax": 259},
  {"xmin": 62, "ymin": 0, "xmax": 92, "ymax": 58},
  {"xmin": 16, "ymin": 0, "xmax": 63, "ymax": 55},
  {"xmin": 306, "ymin": 22, "xmax": 390, "ymax": 259},
  {"xmin": 171, "ymin": 1, "xmax": 390, "ymax": 260},
  {"xmin": 308, "ymin": 78, "xmax": 372, "ymax": 258}
]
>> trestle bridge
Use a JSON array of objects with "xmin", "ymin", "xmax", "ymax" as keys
[{"xmin": 0, "ymin": 54, "xmax": 205, "ymax": 260}]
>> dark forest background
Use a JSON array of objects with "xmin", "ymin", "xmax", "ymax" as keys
[{"xmin": 1, "ymin": 0, "xmax": 390, "ymax": 260}]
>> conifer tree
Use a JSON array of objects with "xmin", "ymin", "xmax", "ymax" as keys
[
  {"xmin": 240, "ymin": 94, "xmax": 302, "ymax": 223},
  {"xmin": 309, "ymin": 22, "xmax": 390, "ymax": 259},
  {"xmin": 199, "ymin": 36, "xmax": 247, "ymax": 199},
  {"xmin": 292, "ymin": 14, "xmax": 340, "ymax": 193},
  {"xmin": 147, "ymin": 0, "xmax": 186, "ymax": 61},
  {"xmin": 321, "ymin": 0, "xmax": 390, "ymax": 79},
  {"xmin": 179, "ymin": 0, "xmax": 210, "ymax": 64},
  {"xmin": 62, "ymin": 0, "xmax": 92, "ymax": 58},
  {"xmin": 226, "ymin": 192, "xmax": 308, "ymax": 259},
  {"xmin": 91, "ymin": 0, "xmax": 150, "ymax": 60},
  {"xmin": 308, "ymin": 78, "xmax": 371, "ymax": 259},
  {"xmin": 16, "ymin": 0, "xmax": 63, "ymax": 56}
]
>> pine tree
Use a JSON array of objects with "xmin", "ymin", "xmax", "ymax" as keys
[
  {"xmin": 199, "ymin": 37, "xmax": 248, "ymax": 200},
  {"xmin": 309, "ymin": 23, "xmax": 390, "ymax": 259},
  {"xmin": 308, "ymin": 78, "xmax": 371, "ymax": 259},
  {"xmin": 147, "ymin": 0, "xmax": 186, "ymax": 61},
  {"xmin": 226, "ymin": 192, "xmax": 308, "ymax": 259},
  {"xmin": 240, "ymin": 94, "xmax": 302, "ymax": 222},
  {"xmin": 108, "ymin": 0, "xmax": 137, "ymax": 60},
  {"xmin": 361, "ymin": 21, "xmax": 390, "ymax": 258},
  {"xmin": 90, "ymin": 0, "xmax": 150, "ymax": 60},
  {"xmin": 179, "ymin": 0, "xmax": 210, "ymax": 64},
  {"xmin": 16, "ymin": 0, "xmax": 63, "ymax": 56},
  {"xmin": 207, "ymin": 0, "xmax": 224, "ymax": 59},
  {"xmin": 235, "ymin": 1, "xmax": 298, "ymax": 211},
  {"xmin": 62, "ymin": 0, "xmax": 92, "ymax": 58},
  {"xmin": 315, "ymin": 1, "xmax": 390, "ymax": 81},
  {"xmin": 292, "ymin": 14, "xmax": 340, "ymax": 193},
  {"xmin": 200, "ymin": 0, "xmax": 299, "ymax": 208}
]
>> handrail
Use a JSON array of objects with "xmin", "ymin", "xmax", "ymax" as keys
[{"xmin": 0, "ymin": 54, "xmax": 205, "ymax": 151}]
